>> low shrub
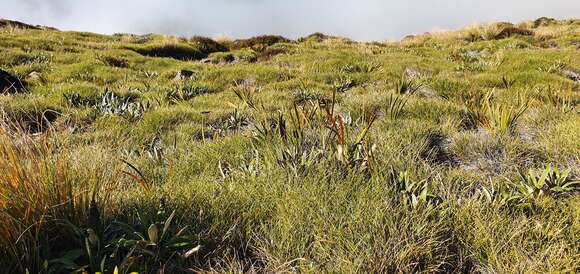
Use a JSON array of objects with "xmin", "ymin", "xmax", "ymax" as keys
[
  {"xmin": 190, "ymin": 35, "xmax": 228, "ymax": 52},
  {"xmin": 229, "ymin": 35, "xmax": 291, "ymax": 51},
  {"xmin": 96, "ymin": 55, "xmax": 130, "ymax": 68},
  {"xmin": 132, "ymin": 43, "xmax": 208, "ymax": 61}
]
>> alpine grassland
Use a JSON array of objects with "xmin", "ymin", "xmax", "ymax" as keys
[{"xmin": 0, "ymin": 17, "xmax": 579, "ymax": 273}]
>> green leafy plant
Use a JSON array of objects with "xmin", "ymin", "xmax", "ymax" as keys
[
  {"xmin": 481, "ymin": 165, "xmax": 580, "ymax": 210},
  {"xmin": 113, "ymin": 203, "xmax": 201, "ymax": 273},
  {"xmin": 389, "ymin": 170, "xmax": 442, "ymax": 208},
  {"xmin": 383, "ymin": 93, "xmax": 408, "ymax": 120},
  {"xmin": 515, "ymin": 165, "xmax": 579, "ymax": 198},
  {"xmin": 95, "ymin": 89, "xmax": 150, "ymax": 121},
  {"xmin": 464, "ymin": 91, "xmax": 528, "ymax": 135},
  {"xmin": 54, "ymin": 199, "xmax": 200, "ymax": 274},
  {"xmin": 357, "ymin": 62, "xmax": 382, "ymax": 73},
  {"xmin": 537, "ymin": 59, "xmax": 567, "ymax": 73},
  {"xmin": 232, "ymin": 83, "xmax": 263, "ymax": 111},
  {"xmin": 248, "ymin": 89, "xmax": 377, "ymax": 175},
  {"xmin": 327, "ymin": 107, "xmax": 378, "ymax": 171},
  {"xmin": 532, "ymin": 85, "xmax": 576, "ymax": 113},
  {"xmin": 394, "ymin": 74, "xmax": 422, "ymax": 94},
  {"xmin": 64, "ymin": 91, "xmax": 98, "ymax": 108},
  {"xmin": 165, "ymin": 84, "xmax": 211, "ymax": 103},
  {"xmin": 208, "ymin": 109, "xmax": 252, "ymax": 136},
  {"xmin": 501, "ymin": 76, "xmax": 516, "ymax": 89},
  {"xmin": 23, "ymin": 51, "xmax": 52, "ymax": 66},
  {"xmin": 332, "ymin": 75, "xmax": 356, "ymax": 92},
  {"xmin": 292, "ymin": 88, "xmax": 322, "ymax": 105}
]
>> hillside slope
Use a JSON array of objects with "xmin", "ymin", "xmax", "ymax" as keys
[{"xmin": 0, "ymin": 17, "xmax": 579, "ymax": 273}]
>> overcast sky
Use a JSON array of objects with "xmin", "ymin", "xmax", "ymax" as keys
[{"xmin": 2, "ymin": 0, "xmax": 579, "ymax": 41}]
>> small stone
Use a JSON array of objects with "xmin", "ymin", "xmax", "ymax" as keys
[
  {"xmin": 417, "ymin": 86, "xmax": 438, "ymax": 98},
  {"xmin": 173, "ymin": 69, "xmax": 195, "ymax": 81},
  {"xmin": 465, "ymin": 50, "xmax": 482, "ymax": 56},
  {"xmin": 404, "ymin": 67, "xmax": 421, "ymax": 78},
  {"xmin": 562, "ymin": 70, "xmax": 580, "ymax": 83},
  {"xmin": 27, "ymin": 71, "xmax": 41, "ymax": 81}
]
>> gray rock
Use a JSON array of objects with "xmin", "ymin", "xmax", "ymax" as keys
[
  {"xmin": 562, "ymin": 70, "xmax": 580, "ymax": 83},
  {"xmin": 404, "ymin": 67, "xmax": 421, "ymax": 78},
  {"xmin": 465, "ymin": 50, "xmax": 482, "ymax": 56},
  {"xmin": 27, "ymin": 71, "xmax": 42, "ymax": 81},
  {"xmin": 417, "ymin": 86, "xmax": 438, "ymax": 98},
  {"xmin": 173, "ymin": 69, "xmax": 195, "ymax": 81}
]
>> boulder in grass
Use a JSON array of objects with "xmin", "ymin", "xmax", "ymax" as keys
[
  {"xmin": 404, "ymin": 67, "xmax": 422, "ymax": 78},
  {"xmin": 416, "ymin": 86, "xmax": 438, "ymax": 98},
  {"xmin": 562, "ymin": 70, "xmax": 580, "ymax": 83},
  {"xmin": 1, "ymin": 69, "xmax": 26, "ymax": 93},
  {"xmin": 173, "ymin": 69, "xmax": 195, "ymax": 81},
  {"xmin": 26, "ymin": 71, "xmax": 42, "ymax": 81}
]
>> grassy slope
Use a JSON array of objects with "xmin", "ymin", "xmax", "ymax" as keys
[{"xmin": 0, "ymin": 18, "xmax": 579, "ymax": 273}]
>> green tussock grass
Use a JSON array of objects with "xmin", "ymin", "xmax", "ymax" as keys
[{"xmin": 0, "ymin": 17, "xmax": 579, "ymax": 273}]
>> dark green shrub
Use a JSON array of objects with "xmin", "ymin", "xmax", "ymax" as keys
[
  {"xmin": 133, "ymin": 44, "xmax": 207, "ymax": 61},
  {"xmin": 190, "ymin": 36, "xmax": 228, "ymax": 52},
  {"xmin": 230, "ymin": 35, "xmax": 291, "ymax": 51}
]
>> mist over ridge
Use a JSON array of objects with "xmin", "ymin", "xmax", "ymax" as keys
[{"xmin": 2, "ymin": 0, "xmax": 579, "ymax": 40}]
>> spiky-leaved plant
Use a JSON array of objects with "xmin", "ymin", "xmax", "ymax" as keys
[
  {"xmin": 515, "ymin": 165, "xmax": 579, "ymax": 198},
  {"xmin": 389, "ymin": 170, "xmax": 442, "ymax": 208},
  {"xmin": 383, "ymin": 93, "xmax": 408, "ymax": 120},
  {"xmin": 465, "ymin": 90, "xmax": 528, "ymax": 135},
  {"xmin": 394, "ymin": 74, "xmax": 422, "ymax": 95}
]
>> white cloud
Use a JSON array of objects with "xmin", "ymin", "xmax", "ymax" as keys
[{"xmin": 1, "ymin": 0, "xmax": 578, "ymax": 40}]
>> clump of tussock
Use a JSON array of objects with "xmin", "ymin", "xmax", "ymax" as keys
[
  {"xmin": 1, "ymin": 104, "xmax": 60, "ymax": 134},
  {"xmin": 132, "ymin": 40, "xmax": 221, "ymax": 60},
  {"xmin": 135, "ymin": 43, "xmax": 201, "ymax": 60},
  {"xmin": 96, "ymin": 54, "xmax": 130, "ymax": 68},
  {"xmin": 229, "ymin": 35, "xmax": 291, "ymax": 51},
  {"xmin": 531, "ymin": 17, "xmax": 559, "ymax": 28},
  {"xmin": 448, "ymin": 89, "xmax": 529, "ymax": 135},
  {"xmin": 165, "ymin": 82, "xmax": 215, "ymax": 103},
  {"xmin": 257, "ymin": 47, "xmax": 287, "ymax": 61}
]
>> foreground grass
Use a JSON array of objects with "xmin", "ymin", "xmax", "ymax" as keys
[{"xmin": 0, "ymin": 17, "xmax": 579, "ymax": 273}]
